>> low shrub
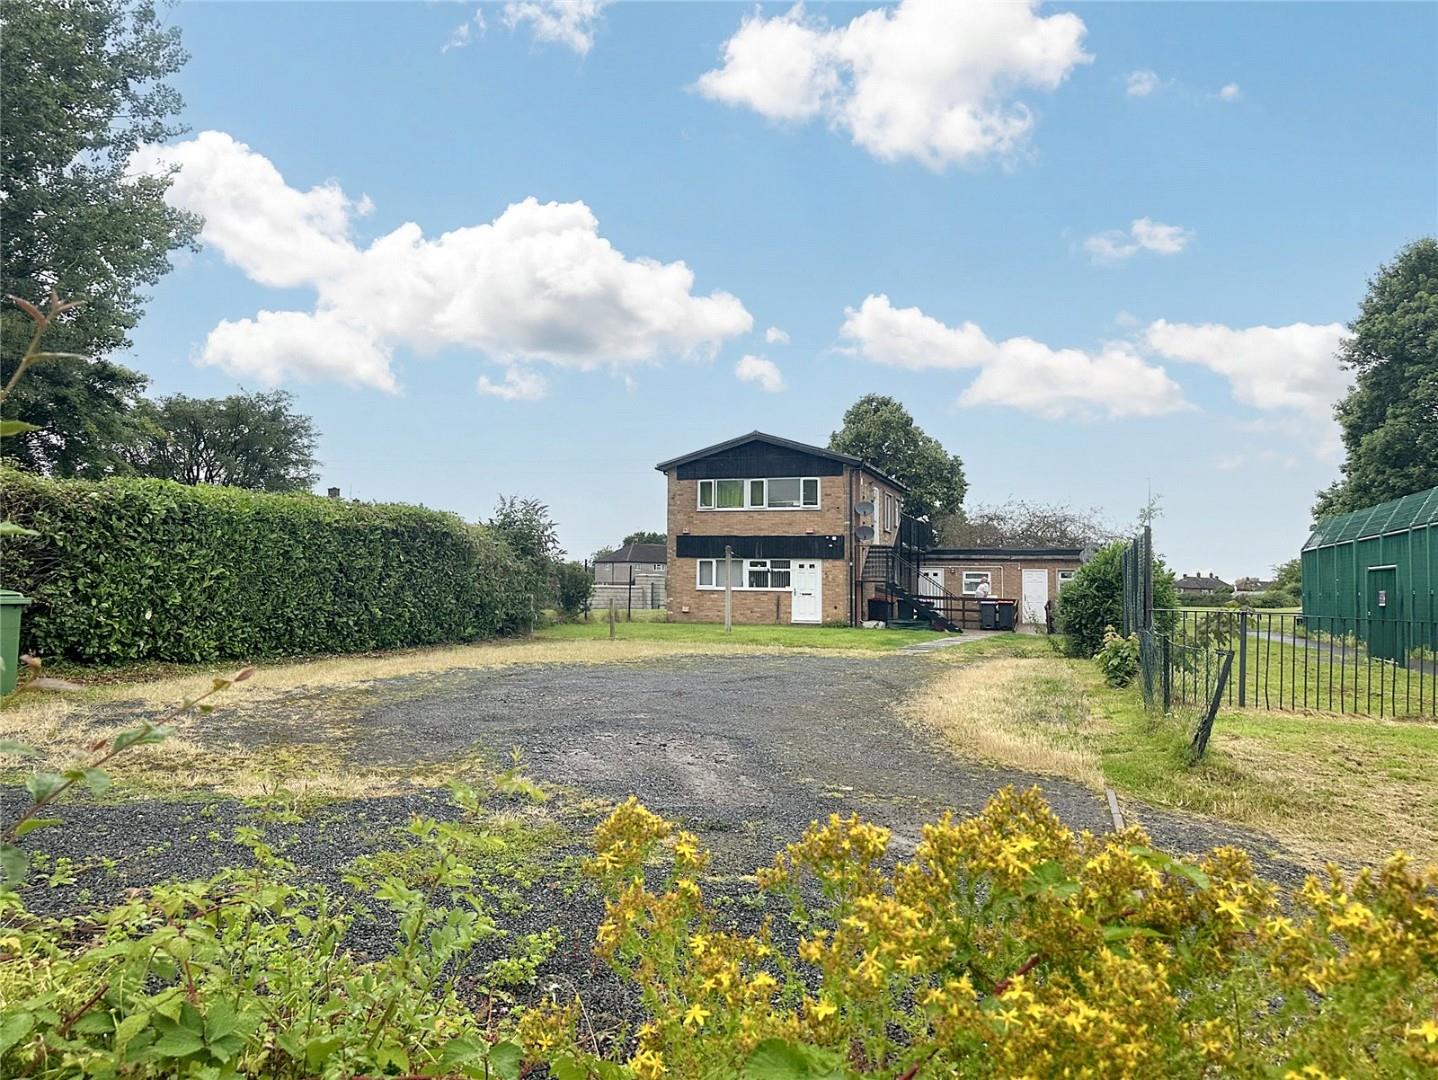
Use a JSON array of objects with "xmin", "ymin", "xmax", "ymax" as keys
[
  {"xmin": 523, "ymin": 789, "xmax": 1438, "ymax": 1079},
  {"xmin": 1096, "ymin": 625, "xmax": 1141, "ymax": 687},
  {"xmin": 1, "ymin": 793, "xmax": 530, "ymax": 1079},
  {"xmin": 5, "ymin": 781, "xmax": 1436, "ymax": 1078},
  {"xmin": 0, "ymin": 469, "xmax": 533, "ymax": 662},
  {"xmin": 1057, "ymin": 540, "xmax": 1178, "ymax": 658},
  {"xmin": 555, "ymin": 560, "xmax": 594, "ymax": 619}
]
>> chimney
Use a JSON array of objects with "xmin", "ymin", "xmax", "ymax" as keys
[{"xmin": 327, "ymin": 487, "xmax": 341, "ymax": 499}]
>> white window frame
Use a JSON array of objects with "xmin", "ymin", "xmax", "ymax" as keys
[
  {"xmin": 696, "ymin": 557, "xmax": 794, "ymax": 590},
  {"xmin": 1058, "ymin": 570, "xmax": 1076, "ymax": 588},
  {"xmin": 696, "ymin": 477, "xmax": 821, "ymax": 511},
  {"xmin": 961, "ymin": 571, "xmax": 993, "ymax": 596},
  {"xmin": 882, "ymin": 492, "xmax": 900, "ymax": 532}
]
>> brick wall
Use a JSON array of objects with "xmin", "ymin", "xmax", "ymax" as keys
[
  {"xmin": 919, "ymin": 556, "xmax": 1083, "ymax": 625},
  {"xmin": 666, "ymin": 471, "xmax": 853, "ymax": 624}
]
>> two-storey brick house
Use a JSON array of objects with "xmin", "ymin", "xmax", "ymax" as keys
[{"xmin": 656, "ymin": 431, "xmax": 910, "ymax": 625}]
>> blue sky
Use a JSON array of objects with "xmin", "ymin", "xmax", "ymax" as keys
[{"xmin": 128, "ymin": 1, "xmax": 1436, "ymax": 578}]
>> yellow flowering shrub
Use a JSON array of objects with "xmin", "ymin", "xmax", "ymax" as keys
[{"xmin": 528, "ymin": 787, "xmax": 1438, "ymax": 1079}]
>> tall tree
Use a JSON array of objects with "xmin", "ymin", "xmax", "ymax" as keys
[
  {"xmin": 829, "ymin": 394, "xmax": 966, "ymax": 524},
  {"xmin": 621, "ymin": 530, "xmax": 665, "ymax": 546},
  {"xmin": 125, "ymin": 391, "xmax": 320, "ymax": 491},
  {"xmin": 0, "ymin": 0, "xmax": 199, "ymax": 475},
  {"xmin": 935, "ymin": 500, "xmax": 1120, "ymax": 550},
  {"xmin": 1313, "ymin": 238, "xmax": 1438, "ymax": 517}
]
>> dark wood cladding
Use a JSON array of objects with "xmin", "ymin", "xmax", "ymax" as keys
[
  {"xmin": 674, "ymin": 444, "xmax": 846, "ymax": 480},
  {"xmin": 676, "ymin": 534, "xmax": 846, "ymax": 560}
]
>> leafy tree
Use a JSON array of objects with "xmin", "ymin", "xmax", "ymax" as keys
[
  {"xmin": 1314, "ymin": 238, "xmax": 1438, "ymax": 517},
  {"xmin": 622, "ymin": 530, "xmax": 666, "ymax": 546},
  {"xmin": 1253, "ymin": 557, "xmax": 1302, "ymax": 608},
  {"xmin": 935, "ymin": 500, "xmax": 1119, "ymax": 550},
  {"xmin": 829, "ymin": 395, "xmax": 966, "ymax": 525},
  {"xmin": 490, "ymin": 496, "xmax": 562, "ymax": 610},
  {"xmin": 0, "ymin": 0, "xmax": 199, "ymax": 475},
  {"xmin": 490, "ymin": 496, "xmax": 562, "ymax": 566},
  {"xmin": 124, "ymin": 391, "xmax": 320, "ymax": 491},
  {"xmin": 1056, "ymin": 541, "xmax": 1178, "ymax": 658},
  {"xmin": 555, "ymin": 560, "xmax": 594, "ymax": 619}
]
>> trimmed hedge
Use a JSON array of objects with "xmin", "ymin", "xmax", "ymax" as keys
[{"xmin": 0, "ymin": 469, "xmax": 533, "ymax": 663}]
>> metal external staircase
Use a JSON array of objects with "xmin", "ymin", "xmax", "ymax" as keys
[{"xmin": 860, "ymin": 545, "xmax": 966, "ymax": 633}]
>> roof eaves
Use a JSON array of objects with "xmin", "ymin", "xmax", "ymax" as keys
[{"xmin": 653, "ymin": 430, "xmax": 909, "ymax": 493}]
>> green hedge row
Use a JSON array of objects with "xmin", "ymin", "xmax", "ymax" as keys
[{"xmin": 0, "ymin": 469, "xmax": 534, "ymax": 663}]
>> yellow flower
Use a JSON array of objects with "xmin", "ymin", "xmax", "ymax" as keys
[
  {"xmin": 1409, "ymin": 1019, "xmax": 1438, "ymax": 1045},
  {"xmin": 689, "ymin": 933, "xmax": 709, "ymax": 956},
  {"xmin": 750, "ymin": 970, "xmax": 778, "ymax": 995},
  {"xmin": 1216, "ymin": 898, "xmax": 1245, "ymax": 924},
  {"xmin": 683, "ymin": 1003, "xmax": 710, "ymax": 1029},
  {"xmin": 812, "ymin": 997, "xmax": 838, "ymax": 1021},
  {"xmin": 630, "ymin": 1049, "xmax": 666, "ymax": 1078}
]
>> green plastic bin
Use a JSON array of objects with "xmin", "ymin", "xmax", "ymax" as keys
[{"xmin": 0, "ymin": 590, "xmax": 32, "ymax": 696}]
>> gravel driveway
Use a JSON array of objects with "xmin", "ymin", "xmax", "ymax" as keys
[
  {"xmin": 310, "ymin": 651, "xmax": 1308, "ymax": 882},
  {"xmin": 13, "ymin": 649, "xmax": 1318, "ymax": 1031}
]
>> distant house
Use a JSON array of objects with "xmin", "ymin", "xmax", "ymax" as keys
[
  {"xmin": 591, "ymin": 543, "xmax": 667, "ymax": 612},
  {"xmin": 593, "ymin": 543, "xmax": 667, "ymax": 584},
  {"xmin": 1233, "ymin": 576, "xmax": 1272, "ymax": 594},
  {"xmin": 1175, "ymin": 573, "xmax": 1232, "ymax": 596}
]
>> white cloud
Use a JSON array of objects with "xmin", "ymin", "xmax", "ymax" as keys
[
  {"xmin": 201, "ymin": 310, "xmax": 398, "ymax": 393},
  {"xmin": 442, "ymin": 9, "xmax": 486, "ymax": 53},
  {"xmin": 695, "ymin": 0, "xmax": 1091, "ymax": 169},
  {"xmin": 1144, "ymin": 319, "xmax": 1349, "ymax": 418},
  {"xmin": 839, "ymin": 294, "xmax": 1187, "ymax": 419},
  {"xmin": 134, "ymin": 132, "xmax": 751, "ymax": 392},
  {"xmin": 477, "ymin": 365, "xmax": 549, "ymax": 401},
  {"xmin": 764, "ymin": 326, "xmax": 791, "ymax": 345},
  {"xmin": 1216, "ymin": 82, "xmax": 1242, "ymax": 102},
  {"xmin": 1083, "ymin": 217, "xmax": 1194, "ymax": 264},
  {"xmin": 503, "ymin": 1, "xmax": 608, "ymax": 55},
  {"xmin": 735, "ymin": 354, "xmax": 786, "ymax": 392},
  {"xmin": 1125, "ymin": 69, "xmax": 1161, "ymax": 97},
  {"xmin": 130, "ymin": 131, "xmax": 367, "ymax": 289}
]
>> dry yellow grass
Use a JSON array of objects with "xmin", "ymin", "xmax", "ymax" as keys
[{"xmin": 909, "ymin": 656, "xmax": 1105, "ymax": 790}]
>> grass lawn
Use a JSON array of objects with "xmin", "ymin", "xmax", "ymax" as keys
[
  {"xmin": 535, "ymin": 619, "xmax": 923, "ymax": 651},
  {"xmin": 914, "ymin": 643, "xmax": 1438, "ymax": 867}
]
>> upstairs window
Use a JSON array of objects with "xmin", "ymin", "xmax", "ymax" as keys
[{"xmin": 697, "ymin": 477, "xmax": 820, "ymax": 510}]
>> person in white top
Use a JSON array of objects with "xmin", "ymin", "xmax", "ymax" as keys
[{"xmin": 974, "ymin": 579, "xmax": 992, "ymax": 599}]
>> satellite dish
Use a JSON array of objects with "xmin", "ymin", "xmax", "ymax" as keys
[
  {"xmin": 855, "ymin": 501, "xmax": 875, "ymax": 516},
  {"xmin": 855, "ymin": 525, "xmax": 876, "ymax": 542}
]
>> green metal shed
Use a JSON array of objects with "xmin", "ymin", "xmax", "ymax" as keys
[{"xmin": 1301, "ymin": 484, "xmax": 1438, "ymax": 660}]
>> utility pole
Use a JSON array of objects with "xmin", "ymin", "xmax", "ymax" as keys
[{"xmin": 723, "ymin": 544, "xmax": 734, "ymax": 634}]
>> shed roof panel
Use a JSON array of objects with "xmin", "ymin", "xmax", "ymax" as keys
[{"xmin": 1304, "ymin": 484, "xmax": 1438, "ymax": 550}]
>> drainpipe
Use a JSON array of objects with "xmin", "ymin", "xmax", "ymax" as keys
[{"xmin": 847, "ymin": 465, "xmax": 855, "ymax": 626}]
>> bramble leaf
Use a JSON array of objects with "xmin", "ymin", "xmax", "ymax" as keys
[
  {"xmin": 14, "ymin": 817, "xmax": 62, "ymax": 838},
  {"xmin": 0, "ymin": 843, "xmax": 27, "ymax": 887}
]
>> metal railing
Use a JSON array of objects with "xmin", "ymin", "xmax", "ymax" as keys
[{"xmin": 1155, "ymin": 608, "xmax": 1438, "ymax": 719}]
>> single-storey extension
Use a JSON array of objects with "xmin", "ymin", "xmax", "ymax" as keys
[{"xmin": 917, "ymin": 548, "xmax": 1088, "ymax": 627}]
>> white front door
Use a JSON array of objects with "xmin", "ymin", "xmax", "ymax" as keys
[
  {"xmin": 1021, "ymin": 569, "xmax": 1049, "ymax": 625},
  {"xmin": 919, "ymin": 567, "xmax": 945, "ymax": 598},
  {"xmin": 791, "ymin": 561, "xmax": 822, "ymax": 623}
]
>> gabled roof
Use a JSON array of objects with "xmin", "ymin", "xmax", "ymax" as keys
[
  {"xmin": 595, "ymin": 543, "xmax": 667, "ymax": 564},
  {"xmin": 654, "ymin": 430, "xmax": 909, "ymax": 493},
  {"xmin": 1175, "ymin": 575, "xmax": 1231, "ymax": 591},
  {"xmin": 1304, "ymin": 484, "xmax": 1438, "ymax": 550}
]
